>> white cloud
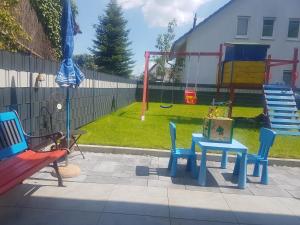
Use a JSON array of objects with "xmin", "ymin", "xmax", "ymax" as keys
[{"xmin": 117, "ymin": 0, "xmax": 210, "ymax": 27}]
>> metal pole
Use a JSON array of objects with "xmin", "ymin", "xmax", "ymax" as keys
[
  {"xmin": 141, "ymin": 51, "xmax": 150, "ymax": 121},
  {"xmin": 291, "ymin": 48, "xmax": 299, "ymax": 89}
]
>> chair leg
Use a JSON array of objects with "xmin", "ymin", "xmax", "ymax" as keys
[
  {"xmin": 253, "ymin": 162, "xmax": 261, "ymax": 177},
  {"xmin": 168, "ymin": 155, "xmax": 173, "ymax": 170},
  {"xmin": 53, "ymin": 161, "xmax": 64, "ymax": 187},
  {"xmin": 186, "ymin": 158, "xmax": 191, "ymax": 171},
  {"xmin": 221, "ymin": 151, "xmax": 228, "ymax": 169},
  {"xmin": 233, "ymin": 155, "xmax": 240, "ymax": 176},
  {"xmin": 191, "ymin": 156, "xmax": 198, "ymax": 178},
  {"xmin": 261, "ymin": 162, "xmax": 269, "ymax": 185},
  {"xmin": 170, "ymin": 157, "xmax": 177, "ymax": 177}
]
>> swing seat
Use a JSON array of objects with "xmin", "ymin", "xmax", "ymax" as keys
[{"xmin": 184, "ymin": 89, "xmax": 197, "ymax": 105}]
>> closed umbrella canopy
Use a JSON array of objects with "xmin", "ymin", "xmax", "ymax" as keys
[{"xmin": 56, "ymin": 0, "xmax": 84, "ymax": 87}]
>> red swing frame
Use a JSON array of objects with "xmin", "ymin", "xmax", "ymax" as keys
[{"xmin": 141, "ymin": 44, "xmax": 223, "ymax": 120}]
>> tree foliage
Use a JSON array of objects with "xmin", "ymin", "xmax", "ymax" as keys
[
  {"xmin": 0, "ymin": 0, "xmax": 30, "ymax": 52},
  {"xmin": 30, "ymin": 0, "xmax": 79, "ymax": 59},
  {"xmin": 73, "ymin": 54, "xmax": 98, "ymax": 71},
  {"xmin": 155, "ymin": 19, "xmax": 181, "ymax": 81},
  {"xmin": 91, "ymin": 0, "xmax": 134, "ymax": 77}
]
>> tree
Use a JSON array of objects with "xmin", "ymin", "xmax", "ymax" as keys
[
  {"xmin": 91, "ymin": 0, "xmax": 134, "ymax": 77},
  {"xmin": 154, "ymin": 19, "xmax": 178, "ymax": 82},
  {"xmin": 73, "ymin": 54, "xmax": 97, "ymax": 70}
]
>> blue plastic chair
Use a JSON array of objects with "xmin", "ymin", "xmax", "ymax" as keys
[
  {"xmin": 168, "ymin": 122, "xmax": 197, "ymax": 178},
  {"xmin": 233, "ymin": 128, "xmax": 276, "ymax": 184}
]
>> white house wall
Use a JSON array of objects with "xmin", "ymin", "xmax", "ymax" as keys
[{"xmin": 183, "ymin": 0, "xmax": 300, "ymax": 88}]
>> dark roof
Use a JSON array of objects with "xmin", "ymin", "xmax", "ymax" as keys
[
  {"xmin": 171, "ymin": 0, "xmax": 234, "ymax": 52},
  {"xmin": 225, "ymin": 42, "xmax": 270, "ymax": 47}
]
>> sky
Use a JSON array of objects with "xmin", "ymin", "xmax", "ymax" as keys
[{"xmin": 74, "ymin": 0, "xmax": 231, "ymax": 77}]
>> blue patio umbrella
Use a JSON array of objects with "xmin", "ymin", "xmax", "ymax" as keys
[{"xmin": 56, "ymin": 0, "xmax": 85, "ymax": 149}]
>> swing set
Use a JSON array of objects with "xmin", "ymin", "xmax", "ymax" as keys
[{"xmin": 141, "ymin": 45, "xmax": 223, "ymax": 120}]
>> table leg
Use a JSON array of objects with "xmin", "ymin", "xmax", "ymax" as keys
[
  {"xmin": 191, "ymin": 139, "xmax": 196, "ymax": 153},
  {"xmin": 238, "ymin": 152, "xmax": 247, "ymax": 189},
  {"xmin": 198, "ymin": 148, "xmax": 207, "ymax": 186},
  {"xmin": 221, "ymin": 151, "xmax": 228, "ymax": 169}
]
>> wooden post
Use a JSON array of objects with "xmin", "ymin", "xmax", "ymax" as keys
[
  {"xmin": 291, "ymin": 48, "xmax": 299, "ymax": 90},
  {"xmin": 141, "ymin": 51, "xmax": 150, "ymax": 121},
  {"xmin": 228, "ymin": 86, "xmax": 235, "ymax": 118},
  {"xmin": 265, "ymin": 55, "xmax": 271, "ymax": 84},
  {"xmin": 216, "ymin": 44, "xmax": 223, "ymax": 98}
]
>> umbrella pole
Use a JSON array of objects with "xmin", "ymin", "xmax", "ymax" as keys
[{"xmin": 66, "ymin": 87, "xmax": 70, "ymax": 166}]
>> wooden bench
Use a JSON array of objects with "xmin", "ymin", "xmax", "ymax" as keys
[{"xmin": 0, "ymin": 111, "xmax": 67, "ymax": 195}]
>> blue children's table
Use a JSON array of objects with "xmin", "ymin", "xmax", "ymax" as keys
[{"xmin": 192, "ymin": 133, "xmax": 248, "ymax": 189}]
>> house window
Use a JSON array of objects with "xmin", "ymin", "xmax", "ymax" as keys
[
  {"xmin": 283, "ymin": 70, "xmax": 292, "ymax": 86},
  {"xmin": 236, "ymin": 16, "xmax": 249, "ymax": 37},
  {"xmin": 288, "ymin": 19, "xmax": 300, "ymax": 39},
  {"xmin": 262, "ymin": 18, "xmax": 275, "ymax": 38}
]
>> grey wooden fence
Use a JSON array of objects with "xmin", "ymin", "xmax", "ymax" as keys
[{"xmin": 0, "ymin": 51, "xmax": 137, "ymax": 136}]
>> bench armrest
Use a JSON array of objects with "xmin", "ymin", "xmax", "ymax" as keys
[{"xmin": 25, "ymin": 132, "xmax": 64, "ymax": 150}]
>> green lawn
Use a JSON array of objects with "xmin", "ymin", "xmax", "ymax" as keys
[{"xmin": 79, "ymin": 102, "xmax": 300, "ymax": 159}]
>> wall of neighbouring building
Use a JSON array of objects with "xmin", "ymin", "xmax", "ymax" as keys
[
  {"xmin": 180, "ymin": 0, "xmax": 300, "ymax": 88},
  {"xmin": 0, "ymin": 51, "xmax": 137, "ymax": 136}
]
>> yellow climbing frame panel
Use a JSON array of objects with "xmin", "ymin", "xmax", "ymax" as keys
[{"xmin": 223, "ymin": 61, "xmax": 265, "ymax": 85}]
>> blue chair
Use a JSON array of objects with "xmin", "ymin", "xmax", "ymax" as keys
[
  {"xmin": 233, "ymin": 128, "xmax": 276, "ymax": 184},
  {"xmin": 168, "ymin": 122, "xmax": 197, "ymax": 178}
]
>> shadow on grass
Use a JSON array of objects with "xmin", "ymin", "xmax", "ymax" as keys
[{"xmin": 117, "ymin": 111, "xmax": 262, "ymax": 129}]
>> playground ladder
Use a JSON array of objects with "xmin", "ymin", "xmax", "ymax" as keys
[{"xmin": 263, "ymin": 85, "xmax": 300, "ymax": 136}]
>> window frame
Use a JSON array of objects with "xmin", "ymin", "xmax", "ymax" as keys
[
  {"xmin": 287, "ymin": 18, "xmax": 300, "ymax": 40},
  {"xmin": 262, "ymin": 17, "xmax": 276, "ymax": 39},
  {"xmin": 236, "ymin": 16, "xmax": 250, "ymax": 38}
]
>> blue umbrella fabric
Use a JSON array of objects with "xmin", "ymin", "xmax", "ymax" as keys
[
  {"xmin": 56, "ymin": 0, "xmax": 85, "ymax": 150},
  {"xmin": 56, "ymin": 0, "xmax": 84, "ymax": 87}
]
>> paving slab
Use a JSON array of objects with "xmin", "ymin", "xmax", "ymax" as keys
[
  {"xmin": 104, "ymin": 185, "xmax": 169, "ymax": 217},
  {"xmin": 168, "ymin": 189, "xmax": 236, "ymax": 223},
  {"xmin": 171, "ymin": 218, "xmax": 239, "ymax": 225},
  {"xmin": 223, "ymin": 194, "xmax": 299, "ymax": 225},
  {"xmin": 98, "ymin": 213, "xmax": 169, "ymax": 225},
  {"xmin": 0, "ymin": 206, "xmax": 101, "ymax": 225},
  {"xmin": 17, "ymin": 182, "xmax": 114, "ymax": 212},
  {"xmin": 1, "ymin": 152, "xmax": 300, "ymax": 225}
]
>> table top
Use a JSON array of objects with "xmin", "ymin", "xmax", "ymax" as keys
[{"xmin": 192, "ymin": 133, "xmax": 247, "ymax": 152}]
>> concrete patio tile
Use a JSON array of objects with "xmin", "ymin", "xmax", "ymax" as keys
[
  {"xmin": 104, "ymin": 185, "xmax": 169, "ymax": 217},
  {"xmin": 92, "ymin": 161, "xmax": 119, "ymax": 173},
  {"xmin": 278, "ymin": 184, "xmax": 300, "ymax": 191},
  {"xmin": 219, "ymin": 187, "xmax": 253, "ymax": 196},
  {"xmin": 168, "ymin": 189, "xmax": 236, "ymax": 223},
  {"xmin": 0, "ymin": 206, "xmax": 21, "ymax": 225},
  {"xmin": 185, "ymin": 184, "xmax": 221, "ymax": 193},
  {"xmin": 85, "ymin": 175, "xmax": 121, "ymax": 184},
  {"xmin": 287, "ymin": 190, "xmax": 300, "ymax": 198},
  {"xmin": 248, "ymin": 185, "xmax": 292, "ymax": 197},
  {"xmin": 148, "ymin": 179, "xmax": 186, "ymax": 189},
  {"xmin": 223, "ymin": 194, "xmax": 299, "ymax": 225},
  {"xmin": 98, "ymin": 213, "xmax": 170, "ymax": 225},
  {"xmin": 17, "ymin": 182, "xmax": 114, "ymax": 212},
  {"xmin": 0, "ymin": 207, "xmax": 101, "ymax": 225},
  {"xmin": 0, "ymin": 184, "xmax": 38, "ymax": 207},
  {"xmin": 171, "ymin": 218, "xmax": 239, "ymax": 225},
  {"xmin": 277, "ymin": 197, "xmax": 300, "ymax": 215}
]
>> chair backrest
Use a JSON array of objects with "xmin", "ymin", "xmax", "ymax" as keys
[
  {"xmin": 169, "ymin": 122, "xmax": 176, "ymax": 152},
  {"xmin": 0, "ymin": 111, "xmax": 28, "ymax": 159},
  {"xmin": 257, "ymin": 128, "xmax": 276, "ymax": 160}
]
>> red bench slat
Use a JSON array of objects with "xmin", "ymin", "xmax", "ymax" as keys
[{"xmin": 0, "ymin": 149, "xmax": 67, "ymax": 195}]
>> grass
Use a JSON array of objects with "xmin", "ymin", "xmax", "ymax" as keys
[{"xmin": 79, "ymin": 102, "xmax": 300, "ymax": 159}]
